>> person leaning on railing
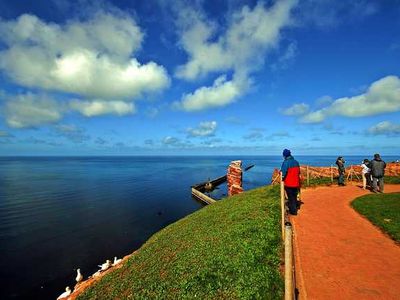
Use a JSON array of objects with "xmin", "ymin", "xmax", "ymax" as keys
[
  {"xmin": 361, "ymin": 159, "xmax": 371, "ymax": 190},
  {"xmin": 335, "ymin": 156, "xmax": 346, "ymax": 186}
]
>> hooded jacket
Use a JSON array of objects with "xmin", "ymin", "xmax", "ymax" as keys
[
  {"xmin": 281, "ymin": 155, "xmax": 300, "ymax": 188},
  {"xmin": 370, "ymin": 158, "xmax": 386, "ymax": 178}
]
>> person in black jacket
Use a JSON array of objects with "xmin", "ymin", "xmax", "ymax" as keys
[
  {"xmin": 335, "ymin": 156, "xmax": 346, "ymax": 186},
  {"xmin": 369, "ymin": 153, "xmax": 386, "ymax": 193}
]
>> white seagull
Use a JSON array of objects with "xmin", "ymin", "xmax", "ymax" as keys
[
  {"xmin": 75, "ymin": 268, "xmax": 83, "ymax": 283},
  {"xmin": 112, "ymin": 256, "xmax": 122, "ymax": 266},
  {"xmin": 98, "ymin": 259, "xmax": 112, "ymax": 271},
  {"xmin": 57, "ymin": 286, "xmax": 72, "ymax": 299}
]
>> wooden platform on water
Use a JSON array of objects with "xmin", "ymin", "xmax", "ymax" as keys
[
  {"xmin": 191, "ymin": 175, "xmax": 227, "ymax": 204},
  {"xmin": 190, "ymin": 165, "xmax": 254, "ymax": 205}
]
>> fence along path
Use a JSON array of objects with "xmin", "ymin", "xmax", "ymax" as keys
[{"xmin": 291, "ymin": 184, "xmax": 400, "ymax": 300}]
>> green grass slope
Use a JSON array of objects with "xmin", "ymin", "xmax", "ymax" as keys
[
  {"xmin": 78, "ymin": 185, "xmax": 283, "ymax": 300},
  {"xmin": 352, "ymin": 192, "xmax": 400, "ymax": 242}
]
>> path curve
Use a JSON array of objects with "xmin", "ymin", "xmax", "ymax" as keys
[{"xmin": 291, "ymin": 184, "xmax": 400, "ymax": 300}]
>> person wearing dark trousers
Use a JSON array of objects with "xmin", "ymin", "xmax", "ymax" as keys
[
  {"xmin": 369, "ymin": 153, "xmax": 386, "ymax": 193},
  {"xmin": 281, "ymin": 149, "xmax": 301, "ymax": 215},
  {"xmin": 336, "ymin": 156, "xmax": 346, "ymax": 186}
]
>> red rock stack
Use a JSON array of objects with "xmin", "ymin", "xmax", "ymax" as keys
[{"xmin": 227, "ymin": 160, "xmax": 243, "ymax": 196}]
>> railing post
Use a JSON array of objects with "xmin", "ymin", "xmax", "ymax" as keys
[
  {"xmin": 280, "ymin": 172, "xmax": 285, "ymax": 240},
  {"xmin": 350, "ymin": 165, "xmax": 353, "ymax": 182},
  {"xmin": 330, "ymin": 164, "xmax": 333, "ymax": 183},
  {"xmin": 306, "ymin": 165, "xmax": 310, "ymax": 186},
  {"xmin": 285, "ymin": 222, "xmax": 294, "ymax": 300}
]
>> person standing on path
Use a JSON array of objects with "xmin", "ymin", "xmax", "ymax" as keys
[
  {"xmin": 281, "ymin": 149, "xmax": 301, "ymax": 215},
  {"xmin": 369, "ymin": 153, "xmax": 386, "ymax": 193},
  {"xmin": 361, "ymin": 159, "xmax": 371, "ymax": 190},
  {"xmin": 335, "ymin": 156, "xmax": 346, "ymax": 186}
]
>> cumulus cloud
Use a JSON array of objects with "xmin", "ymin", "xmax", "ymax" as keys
[
  {"xmin": 174, "ymin": 0, "xmax": 297, "ymax": 111},
  {"xmin": 0, "ymin": 12, "xmax": 170, "ymax": 100},
  {"xmin": 175, "ymin": 75, "xmax": 243, "ymax": 111},
  {"xmin": 70, "ymin": 99, "xmax": 135, "ymax": 117},
  {"xmin": 282, "ymin": 103, "xmax": 309, "ymax": 116},
  {"xmin": 175, "ymin": 0, "xmax": 297, "ymax": 80},
  {"xmin": 368, "ymin": 121, "xmax": 400, "ymax": 136},
  {"xmin": 315, "ymin": 95, "xmax": 333, "ymax": 107},
  {"xmin": 301, "ymin": 75, "xmax": 400, "ymax": 123},
  {"xmin": 187, "ymin": 121, "xmax": 217, "ymax": 137},
  {"xmin": 4, "ymin": 93, "xmax": 65, "ymax": 128}
]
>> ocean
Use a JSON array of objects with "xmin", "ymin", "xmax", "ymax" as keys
[{"xmin": 0, "ymin": 155, "xmax": 397, "ymax": 299}]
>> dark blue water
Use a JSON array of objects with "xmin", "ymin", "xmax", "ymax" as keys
[{"xmin": 0, "ymin": 155, "xmax": 397, "ymax": 299}]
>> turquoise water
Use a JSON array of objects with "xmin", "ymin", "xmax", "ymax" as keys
[{"xmin": 0, "ymin": 155, "xmax": 397, "ymax": 299}]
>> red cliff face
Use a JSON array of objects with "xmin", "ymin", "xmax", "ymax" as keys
[
  {"xmin": 271, "ymin": 163, "xmax": 400, "ymax": 184},
  {"xmin": 227, "ymin": 160, "xmax": 243, "ymax": 196}
]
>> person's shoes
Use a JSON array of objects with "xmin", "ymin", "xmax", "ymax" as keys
[{"xmin": 289, "ymin": 211, "xmax": 297, "ymax": 216}]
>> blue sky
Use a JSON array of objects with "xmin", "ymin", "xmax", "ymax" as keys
[{"xmin": 0, "ymin": 0, "xmax": 399, "ymax": 156}]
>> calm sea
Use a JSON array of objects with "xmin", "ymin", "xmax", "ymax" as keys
[{"xmin": 0, "ymin": 155, "xmax": 397, "ymax": 299}]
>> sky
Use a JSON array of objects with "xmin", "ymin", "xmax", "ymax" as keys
[{"xmin": 0, "ymin": 0, "xmax": 399, "ymax": 156}]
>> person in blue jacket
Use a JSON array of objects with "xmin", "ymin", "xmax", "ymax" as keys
[{"xmin": 281, "ymin": 149, "xmax": 301, "ymax": 215}]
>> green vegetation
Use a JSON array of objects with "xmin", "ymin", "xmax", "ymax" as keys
[
  {"xmin": 78, "ymin": 185, "xmax": 283, "ymax": 300},
  {"xmin": 304, "ymin": 177, "xmax": 333, "ymax": 187},
  {"xmin": 384, "ymin": 176, "xmax": 400, "ymax": 184},
  {"xmin": 303, "ymin": 175, "xmax": 400, "ymax": 187},
  {"xmin": 352, "ymin": 192, "xmax": 400, "ymax": 242}
]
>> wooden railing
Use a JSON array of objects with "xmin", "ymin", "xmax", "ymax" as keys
[{"xmin": 280, "ymin": 171, "xmax": 296, "ymax": 300}]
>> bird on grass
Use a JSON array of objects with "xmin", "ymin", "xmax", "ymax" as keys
[
  {"xmin": 76, "ymin": 268, "xmax": 83, "ymax": 283},
  {"xmin": 112, "ymin": 256, "xmax": 122, "ymax": 266},
  {"xmin": 57, "ymin": 286, "xmax": 71, "ymax": 299},
  {"xmin": 98, "ymin": 259, "xmax": 112, "ymax": 271}
]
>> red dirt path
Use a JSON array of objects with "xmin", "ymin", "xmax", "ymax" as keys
[{"xmin": 291, "ymin": 184, "xmax": 400, "ymax": 300}]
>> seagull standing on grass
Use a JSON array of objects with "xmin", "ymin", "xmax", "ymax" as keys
[
  {"xmin": 57, "ymin": 286, "xmax": 71, "ymax": 299},
  {"xmin": 98, "ymin": 259, "xmax": 112, "ymax": 271},
  {"xmin": 112, "ymin": 257, "xmax": 122, "ymax": 266},
  {"xmin": 75, "ymin": 268, "xmax": 83, "ymax": 283}
]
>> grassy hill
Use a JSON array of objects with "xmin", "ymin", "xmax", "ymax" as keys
[
  {"xmin": 77, "ymin": 185, "xmax": 283, "ymax": 300},
  {"xmin": 352, "ymin": 192, "xmax": 400, "ymax": 242}
]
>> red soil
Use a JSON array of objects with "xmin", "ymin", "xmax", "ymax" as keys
[{"xmin": 291, "ymin": 184, "xmax": 400, "ymax": 300}]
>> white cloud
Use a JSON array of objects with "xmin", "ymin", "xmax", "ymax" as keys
[
  {"xmin": 4, "ymin": 93, "xmax": 65, "ymax": 128},
  {"xmin": 174, "ymin": 0, "xmax": 297, "ymax": 111},
  {"xmin": 55, "ymin": 124, "xmax": 91, "ymax": 143},
  {"xmin": 0, "ymin": 130, "xmax": 13, "ymax": 137},
  {"xmin": 175, "ymin": 75, "xmax": 242, "ymax": 111},
  {"xmin": 187, "ymin": 121, "xmax": 217, "ymax": 137},
  {"xmin": 282, "ymin": 103, "xmax": 309, "ymax": 115},
  {"xmin": 301, "ymin": 75, "xmax": 400, "ymax": 123},
  {"xmin": 0, "ymin": 12, "xmax": 170, "ymax": 100},
  {"xmin": 368, "ymin": 121, "xmax": 400, "ymax": 136},
  {"xmin": 175, "ymin": 0, "xmax": 297, "ymax": 80},
  {"xmin": 162, "ymin": 136, "xmax": 179, "ymax": 145},
  {"xmin": 315, "ymin": 95, "xmax": 333, "ymax": 107},
  {"xmin": 70, "ymin": 99, "xmax": 135, "ymax": 117},
  {"xmin": 271, "ymin": 41, "xmax": 298, "ymax": 71}
]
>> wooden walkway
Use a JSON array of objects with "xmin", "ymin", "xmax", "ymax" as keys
[{"xmin": 291, "ymin": 184, "xmax": 400, "ymax": 300}]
